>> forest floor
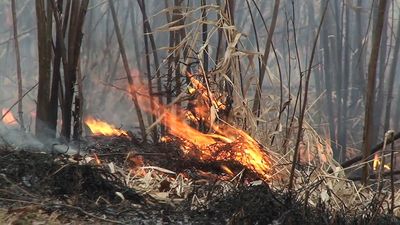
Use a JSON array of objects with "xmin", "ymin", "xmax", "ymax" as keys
[{"xmin": 0, "ymin": 136, "xmax": 399, "ymax": 224}]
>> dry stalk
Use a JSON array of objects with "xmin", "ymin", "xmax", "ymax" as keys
[
  {"xmin": 388, "ymin": 130, "xmax": 395, "ymax": 214},
  {"xmin": 288, "ymin": 0, "xmax": 329, "ymax": 192},
  {"xmin": 252, "ymin": 0, "xmax": 280, "ymax": 117}
]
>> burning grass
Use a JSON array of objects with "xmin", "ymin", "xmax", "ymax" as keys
[{"xmin": 128, "ymin": 73, "xmax": 275, "ymax": 182}]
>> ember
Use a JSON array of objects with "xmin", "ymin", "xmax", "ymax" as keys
[{"xmin": 85, "ymin": 116, "xmax": 128, "ymax": 136}]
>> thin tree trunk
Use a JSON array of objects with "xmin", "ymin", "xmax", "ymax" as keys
[
  {"xmin": 11, "ymin": 0, "xmax": 24, "ymax": 130},
  {"xmin": 339, "ymin": 2, "xmax": 350, "ymax": 161},
  {"xmin": 333, "ymin": 2, "xmax": 342, "ymax": 154},
  {"xmin": 372, "ymin": 0, "xmax": 389, "ymax": 146},
  {"xmin": 109, "ymin": 0, "xmax": 147, "ymax": 142},
  {"xmin": 361, "ymin": 0, "xmax": 388, "ymax": 185},
  {"xmin": 350, "ymin": 0, "xmax": 365, "ymax": 120},
  {"xmin": 201, "ymin": 0, "xmax": 208, "ymax": 73},
  {"xmin": 320, "ymin": 0, "xmax": 336, "ymax": 158},
  {"xmin": 383, "ymin": 12, "xmax": 400, "ymax": 132},
  {"xmin": 137, "ymin": 0, "xmax": 164, "ymax": 138}
]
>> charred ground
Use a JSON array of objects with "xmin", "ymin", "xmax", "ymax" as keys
[{"xmin": 0, "ymin": 137, "xmax": 398, "ymax": 224}]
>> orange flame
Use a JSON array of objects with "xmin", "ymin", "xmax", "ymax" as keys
[
  {"xmin": 85, "ymin": 116, "xmax": 128, "ymax": 136},
  {"xmin": 1, "ymin": 108, "xmax": 17, "ymax": 126},
  {"xmin": 220, "ymin": 164, "xmax": 234, "ymax": 176},
  {"xmin": 373, "ymin": 153, "xmax": 390, "ymax": 171},
  {"xmin": 93, "ymin": 153, "xmax": 101, "ymax": 165},
  {"xmin": 132, "ymin": 73, "xmax": 272, "ymax": 180}
]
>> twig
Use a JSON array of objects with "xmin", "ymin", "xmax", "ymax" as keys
[
  {"xmin": 0, "ymin": 174, "xmax": 37, "ymax": 198},
  {"xmin": 0, "ymin": 197, "xmax": 124, "ymax": 224},
  {"xmin": 0, "ymin": 83, "xmax": 38, "ymax": 121},
  {"xmin": 0, "ymin": 27, "xmax": 36, "ymax": 46}
]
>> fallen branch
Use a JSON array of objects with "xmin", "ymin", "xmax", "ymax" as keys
[{"xmin": 339, "ymin": 132, "xmax": 400, "ymax": 170}]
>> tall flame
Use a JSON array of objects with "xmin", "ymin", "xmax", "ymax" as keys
[
  {"xmin": 131, "ymin": 73, "xmax": 272, "ymax": 180},
  {"xmin": 85, "ymin": 116, "xmax": 128, "ymax": 136},
  {"xmin": 1, "ymin": 108, "xmax": 17, "ymax": 126}
]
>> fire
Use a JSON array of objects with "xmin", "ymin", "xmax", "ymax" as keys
[
  {"xmin": 132, "ymin": 73, "xmax": 272, "ymax": 180},
  {"xmin": 93, "ymin": 153, "xmax": 101, "ymax": 165},
  {"xmin": 373, "ymin": 153, "xmax": 390, "ymax": 171},
  {"xmin": 1, "ymin": 108, "xmax": 17, "ymax": 126},
  {"xmin": 85, "ymin": 116, "xmax": 128, "ymax": 136},
  {"xmin": 220, "ymin": 164, "xmax": 234, "ymax": 176}
]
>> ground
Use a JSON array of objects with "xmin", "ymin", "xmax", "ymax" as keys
[{"xmin": 0, "ymin": 136, "xmax": 399, "ymax": 224}]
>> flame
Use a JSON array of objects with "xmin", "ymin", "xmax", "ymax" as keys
[
  {"xmin": 132, "ymin": 73, "xmax": 272, "ymax": 180},
  {"xmin": 220, "ymin": 164, "xmax": 234, "ymax": 176},
  {"xmin": 1, "ymin": 108, "xmax": 17, "ymax": 126},
  {"xmin": 85, "ymin": 116, "xmax": 128, "ymax": 136},
  {"xmin": 93, "ymin": 153, "xmax": 101, "ymax": 165},
  {"xmin": 373, "ymin": 153, "xmax": 390, "ymax": 171}
]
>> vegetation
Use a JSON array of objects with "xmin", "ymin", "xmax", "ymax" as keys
[{"xmin": 1, "ymin": 0, "xmax": 400, "ymax": 223}]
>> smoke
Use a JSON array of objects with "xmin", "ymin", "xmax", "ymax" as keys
[
  {"xmin": 0, "ymin": 122, "xmax": 80, "ymax": 155},
  {"xmin": 0, "ymin": 123, "xmax": 44, "ymax": 151}
]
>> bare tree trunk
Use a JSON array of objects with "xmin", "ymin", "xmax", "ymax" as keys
[
  {"xmin": 58, "ymin": 0, "xmax": 89, "ymax": 141},
  {"xmin": 35, "ymin": 0, "xmax": 53, "ymax": 141},
  {"xmin": 362, "ymin": 0, "xmax": 388, "ymax": 185},
  {"xmin": 49, "ymin": 0, "xmax": 64, "ymax": 139},
  {"xmin": 11, "ymin": 0, "xmax": 24, "ymax": 130}
]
